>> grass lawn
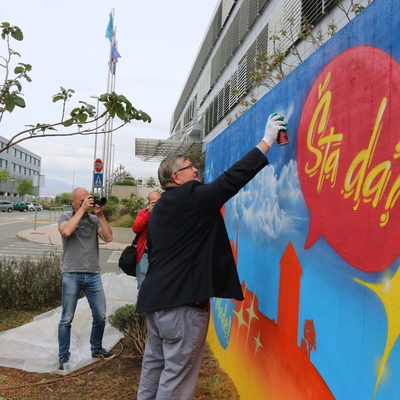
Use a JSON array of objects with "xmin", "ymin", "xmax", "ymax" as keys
[{"xmin": 0, "ymin": 308, "xmax": 239, "ymax": 400}]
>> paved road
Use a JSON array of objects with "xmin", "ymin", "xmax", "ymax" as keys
[{"xmin": 0, "ymin": 210, "xmax": 122, "ymax": 273}]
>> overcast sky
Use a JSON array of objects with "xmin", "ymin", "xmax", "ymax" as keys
[{"xmin": 1, "ymin": 1, "xmax": 218, "ymax": 195}]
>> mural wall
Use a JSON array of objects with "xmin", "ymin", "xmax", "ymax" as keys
[{"xmin": 205, "ymin": 0, "xmax": 400, "ymax": 398}]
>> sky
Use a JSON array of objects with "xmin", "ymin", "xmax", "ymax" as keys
[{"xmin": 0, "ymin": 1, "xmax": 219, "ymax": 195}]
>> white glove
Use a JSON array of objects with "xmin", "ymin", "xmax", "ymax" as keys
[{"xmin": 262, "ymin": 113, "xmax": 287, "ymax": 147}]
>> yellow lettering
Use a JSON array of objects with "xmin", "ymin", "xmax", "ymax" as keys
[{"xmin": 343, "ymin": 98, "xmax": 387, "ymax": 210}]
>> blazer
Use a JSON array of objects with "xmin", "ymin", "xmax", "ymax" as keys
[{"xmin": 136, "ymin": 147, "xmax": 269, "ymax": 313}]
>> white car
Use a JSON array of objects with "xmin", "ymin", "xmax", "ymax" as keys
[
  {"xmin": 25, "ymin": 202, "xmax": 35, "ymax": 211},
  {"xmin": 33, "ymin": 203, "xmax": 43, "ymax": 211}
]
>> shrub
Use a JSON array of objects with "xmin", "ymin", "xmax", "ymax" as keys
[
  {"xmin": 0, "ymin": 252, "xmax": 62, "ymax": 310},
  {"xmin": 108, "ymin": 304, "xmax": 147, "ymax": 357},
  {"xmin": 103, "ymin": 200, "xmax": 119, "ymax": 219}
]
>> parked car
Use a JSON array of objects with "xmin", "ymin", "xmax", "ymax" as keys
[
  {"xmin": 32, "ymin": 203, "xmax": 43, "ymax": 211},
  {"xmin": 0, "ymin": 200, "xmax": 14, "ymax": 212},
  {"xmin": 25, "ymin": 202, "xmax": 35, "ymax": 211},
  {"xmin": 13, "ymin": 202, "xmax": 29, "ymax": 212}
]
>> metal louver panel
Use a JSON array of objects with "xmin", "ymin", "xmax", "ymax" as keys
[
  {"xmin": 258, "ymin": 0, "xmax": 269, "ymax": 13},
  {"xmin": 217, "ymin": 89, "xmax": 225, "ymax": 121},
  {"xmin": 229, "ymin": 71, "xmax": 239, "ymax": 108},
  {"xmin": 249, "ymin": 0, "xmax": 258, "ymax": 29},
  {"xmin": 222, "ymin": 0, "xmax": 236, "ymax": 26},
  {"xmin": 237, "ymin": 57, "xmax": 247, "ymax": 97},
  {"xmin": 239, "ymin": 0, "xmax": 249, "ymax": 42},
  {"xmin": 302, "ymin": 0, "xmax": 336, "ymax": 27},
  {"xmin": 281, "ymin": 0, "xmax": 302, "ymax": 51},
  {"xmin": 197, "ymin": 64, "xmax": 211, "ymax": 105},
  {"xmin": 224, "ymin": 82, "xmax": 231, "ymax": 116},
  {"xmin": 246, "ymin": 42, "xmax": 257, "ymax": 90},
  {"xmin": 213, "ymin": 98, "xmax": 218, "ymax": 128},
  {"xmin": 257, "ymin": 24, "xmax": 269, "ymax": 55},
  {"xmin": 231, "ymin": 12, "xmax": 240, "ymax": 54}
]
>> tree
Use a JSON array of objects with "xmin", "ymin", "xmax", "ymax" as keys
[
  {"xmin": 0, "ymin": 22, "xmax": 151, "ymax": 154},
  {"xmin": 0, "ymin": 169, "xmax": 10, "ymax": 184},
  {"xmin": 54, "ymin": 192, "xmax": 72, "ymax": 205},
  {"xmin": 146, "ymin": 177, "xmax": 157, "ymax": 188},
  {"xmin": 110, "ymin": 164, "xmax": 136, "ymax": 186},
  {"xmin": 17, "ymin": 179, "xmax": 33, "ymax": 197},
  {"xmin": 121, "ymin": 193, "xmax": 146, "ymax": 219}
]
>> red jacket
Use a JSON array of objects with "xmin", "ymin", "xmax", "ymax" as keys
[{"xmin": 132, "ymin": 208, "xmax": 150, "ymax": 262}]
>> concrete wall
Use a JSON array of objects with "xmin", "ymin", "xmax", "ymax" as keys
[
  {"xmin": 111, "ymin": 185, "xmax": 161, "ymax": 201},
  {"xmin": 205, "ymin": 1, "xmax": 400, "ymax": 399}
]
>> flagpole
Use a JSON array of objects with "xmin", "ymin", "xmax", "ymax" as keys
[
  {"xmin": 107, "ymin": 27, "xmax": 116, "ymax": 196},
  {"xmin": 102, "ymin": 8, "xmax": 115, "ymax": 197}
]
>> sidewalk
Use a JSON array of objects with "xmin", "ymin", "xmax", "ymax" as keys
[{"xmin": 17, "ymin": 224, "xmax": 130, "ymax": 251}]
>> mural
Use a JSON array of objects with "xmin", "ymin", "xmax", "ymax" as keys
[{"xmin": 205, "ymin": 0, "xmax": 400, "ymax": 399}]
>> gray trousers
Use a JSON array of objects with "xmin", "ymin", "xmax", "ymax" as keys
[{"xmin": 137, "ymin": 305, "xmax": 210, "ymax": 400}]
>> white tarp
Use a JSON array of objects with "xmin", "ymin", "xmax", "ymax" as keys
[{"xmin": 0, "ymin": 272, "xmax": 137, "ymax": 375}]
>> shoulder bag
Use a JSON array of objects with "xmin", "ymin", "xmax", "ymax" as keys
[{"xmin": 118, "ymin": 234, "xmax": 140, "ymax": 277}]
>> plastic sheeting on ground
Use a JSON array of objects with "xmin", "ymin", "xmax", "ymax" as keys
[{"xmin": 0, "ymin": 272, "xmax": 137, "ymax": 375}]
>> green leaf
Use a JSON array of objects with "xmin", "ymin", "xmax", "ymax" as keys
[
  {"xmin": 4, "ymin": 96, "xmax": 15, "ymax": 112},
  {"xmin": 52, "ymin": 95, "xmax": 63, "ymax": 103},
  {"xmin": 63, "ymin": 119, "xmax": 74, "ymax": 127},
  {"xmin": 76, "ymin": 113, "xmax": 88, "ymax": 123},
  {"xmin": 14, "ymin": 66, "xmax": 23, "ymax": 74},
  {"xmin": 13, "ymin": 80, "xmax": 22, "ymax": 91},
  {"xmin": 24, "ymin": 74, "xmax": 32, "ymax": 82},
  {"xmin": 116, "ymin": 104, "xmax": 125, "ymax": 120},
  {"xmin": 14, "ymin": 96, "xmax": 25, "ymax": 108},
  {"xmin": 11, "ymin": 27, "xmax": 23, "ymax": 41}
]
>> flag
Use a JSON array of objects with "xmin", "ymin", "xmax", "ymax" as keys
[
  {"xmin": 105, "ymin": 12, "xmax": 113, "ymax": 41},
  {"xmin": 110, "ymin": 42, "xmax": 121, "ymax": 74}
]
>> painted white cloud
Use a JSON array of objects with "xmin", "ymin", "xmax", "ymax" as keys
[{"xmin": 230, "ymin": 159, "xmax": 305, "ymax": 241}]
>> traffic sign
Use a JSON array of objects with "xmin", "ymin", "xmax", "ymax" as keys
[
  {"xmin": 94, "ymin": 158, "xmax": 103, "ymax": 173},
  {"xmin": 93, "ymin": 173, "xmax": 103, "ymax": 188}
]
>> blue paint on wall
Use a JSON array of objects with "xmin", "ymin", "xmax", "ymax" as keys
[{"xmin": 206, "ymin": 0, "xmax": 400, "ymax": 398}]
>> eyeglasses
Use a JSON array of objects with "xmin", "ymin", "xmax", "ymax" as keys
[{"xmin": 175, "ymin": 164, "xmax": 194, "ymax": 173}]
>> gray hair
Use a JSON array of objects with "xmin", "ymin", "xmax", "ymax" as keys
[{"xmin": 158, "ymin": 154, "xmax": 188, "ymax": 189}]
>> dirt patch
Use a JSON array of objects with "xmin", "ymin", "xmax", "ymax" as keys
[{"xmin": 0, "ymin": 309, "xmax": 239, "ymax": 400}]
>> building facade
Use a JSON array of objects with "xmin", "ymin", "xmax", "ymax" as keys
[
  {"xmin": 170, "ymin": 0, "xmax": 372, "ymax": 145},
  {"xmin": 136, "ymin": 0, "xmax": 373, "ymax": 162},
  {"xmin": 0, "ymin": 136, "xmax": 41, "ymax": 200}
]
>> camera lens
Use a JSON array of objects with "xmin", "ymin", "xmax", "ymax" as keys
[{"xmin": 93, "ymin": 196, "xmax": 107, "ymax": 206}]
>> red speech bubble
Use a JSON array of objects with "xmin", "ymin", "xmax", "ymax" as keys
[{"xmin": 297, "ymin": 46, "xmax": 400, "ymax": 272}]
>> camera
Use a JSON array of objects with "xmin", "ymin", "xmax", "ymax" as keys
[{"xmin": 92, "ymin": 196, "xmax": 107, "ymax": 206}]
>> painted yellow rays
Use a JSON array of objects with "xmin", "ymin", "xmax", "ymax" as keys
[{"xmin": 354, "ymin": 267, "xmax": 400, "ymax": 396}]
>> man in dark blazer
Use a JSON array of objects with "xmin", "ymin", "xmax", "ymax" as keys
[{"xmin": 136, "ymin": 113, "xmax": 287, "ymax": 400}]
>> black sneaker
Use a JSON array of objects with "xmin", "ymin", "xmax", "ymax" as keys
[
  {"xmin": 58, "ymin": 355, "xmax": 69, "ymax": 372},
  {"xmin": 91, "ymin": 348, "xmax": 115, "ymax": 359}
]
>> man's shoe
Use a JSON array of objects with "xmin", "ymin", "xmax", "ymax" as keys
[
  {"xmin": 91, "ymin": 348, "xmax": 115, "ymax": 359},
  {"xmin": 58, "ymin": 355, "xmax": 69, "ymax": 372}
]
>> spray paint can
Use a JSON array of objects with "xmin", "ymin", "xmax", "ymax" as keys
[{"xmin": 271, "ymin": 113, "xmax": 289, "ymax": 146}]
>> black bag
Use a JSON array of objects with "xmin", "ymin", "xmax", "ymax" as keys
[{"xmin": 119, "ymin": 235, "xmax": 140, "ymax": 277}]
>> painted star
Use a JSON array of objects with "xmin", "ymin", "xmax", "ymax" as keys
[{"xmin": 354, "ymin": 266, "xmax": 400, "ymax": 396}]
